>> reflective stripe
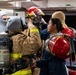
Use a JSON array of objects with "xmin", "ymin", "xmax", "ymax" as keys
[
  {"xmin": 7, "ymin": 69, "xmax": 32, "ymax": 75},
  {"xmin": 27, "ymin": 12, "xmax": 34, "ymax": 17},
  {"xmin": 30, "ymin": 28, "xmax": 39, "ymax": 33},
  {"xmin": 11, "ymin": 53, "xmax": 22, "ymax": 59}
]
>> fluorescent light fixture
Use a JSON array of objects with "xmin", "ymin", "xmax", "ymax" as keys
[{"xmin": 26, "ymin": 0, "xmax": 31, "ymax": 1}]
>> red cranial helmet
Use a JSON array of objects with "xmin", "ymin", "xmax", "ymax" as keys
[
  {"xmin": 61, "ymin": 28, "xmax": 74, "ymax": 38},
  {"xmin": 26, "ymin": 6, "xmax": 44, "ymax": 17},
  {"xmin": 48, "ymin": 36, "xmax": 70, "ymax": 59}
]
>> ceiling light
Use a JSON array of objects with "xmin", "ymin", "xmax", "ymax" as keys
[{"xmin": 26, "ymin": 0, "xmax": 31, "ymax": 1}]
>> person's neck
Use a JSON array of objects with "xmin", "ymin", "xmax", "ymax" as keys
[{"xmin": 50, "ymin": 30, "xmax": 58, "ymax": 35}]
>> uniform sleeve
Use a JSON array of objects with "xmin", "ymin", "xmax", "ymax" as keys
[
  {"xmin": 22, "ymin": 27, "xmax": 42, "ymax": 55},
  {"xmin": 36, "ymin": 51, "xmax": 51, "ymax": 68},
  {"xmin": 42, "ymin": 23, "xmax": 48, "ymax": 30},
  {"xmin": 36, "ymin": 59, "xmax": 49, "ymax": 68},
  {"xmin": 40, "ymin": 29, "xmax": 50, "ymax": 40},
  {"xmin": 29, "ymin": 27, "xmax": 41, "ymax": 49}
]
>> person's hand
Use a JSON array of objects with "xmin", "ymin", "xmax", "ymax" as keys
[
  {"xmin": 30, "ymin": 61, "xmax": 36, "ymax": 68},
  {"xmin": 42, "ymin": 18, "xmax": 46, "ymax": 25}
]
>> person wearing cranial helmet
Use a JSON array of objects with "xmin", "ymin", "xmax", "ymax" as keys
[
  {"xmin": 52, "ymin": 11, "xmax": 68, "ymax": 28},
  {"xmin": 52, "ymin": 11, "xmax": 76, "ymax": 37},
  {"xmin": 26, "ymin": 6, "xmax": 46, "ymax": 75},
  {"xmin": 0, "ymin": 11, "xmax": 7, "ymax": 32},
  {"xmin": 52, "ymin": 11, "xmax": 76, "ymax": 75}
]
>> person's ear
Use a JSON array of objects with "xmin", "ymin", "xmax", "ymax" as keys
[{"xmin": 53, "ymin": 24, "xmax": 56, "ymax": 29}]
